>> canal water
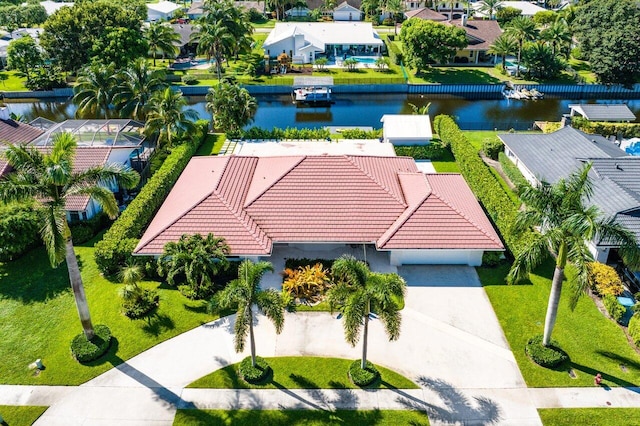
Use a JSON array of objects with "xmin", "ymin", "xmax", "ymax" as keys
[{"xmin": 5, "ymin": 94, "xmax": 640, "ymax": 131}]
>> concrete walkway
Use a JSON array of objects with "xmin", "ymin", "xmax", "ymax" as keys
[{"xmin": 0, "ymin": 266, "xmax": 638, "ymax": 425}]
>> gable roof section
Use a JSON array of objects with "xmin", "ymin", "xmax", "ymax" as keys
[
  {"xmin": 335, "ymin": 1, "xmax": 360, "ymax": 12},
  {"xmin": 569, "ymin": 104, "xmax": 636, "ymax": 122},
  {"xmin": 450, "ymin": 19, "xmax": 502, "ymax": 50},
  {"xmin": 498, "ymin": 126, "xmax": 627, "ymax": 183},
  {"xmin": 264, "ymin": 22, "xmax": 383, "ymax": 49},
  {"xmin": 404, "ymin": 7, "xmax": 448, "ymax": 21},
  {"xmin": 147, "ymin": 1, "xmax": 181, "ymax": 13}
]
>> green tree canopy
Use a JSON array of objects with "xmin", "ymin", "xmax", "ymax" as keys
[
  {"xmin": 6, "ymin": 35, "xmax": 42, "ymax": 84},
  {"xmin": 113, "ymin": 58, "xmax": 167, "ymax": 120},
  {"xmin": 400, "ymin": 18, "xmax": 467, "ymax": 72},
  {"xmin": 144, "ymin": 21, "xmax": 180, "ymax": 67},
  {"xmin": 522, "ymin": 41, "xmax": 565, "ymax": 80},
  {"xmin": 144, "ymin": 88, "xmax": 198, "ymax": 147},
  {"xmin": 73, "ymin": 63, "xmax": 117, "ymax": 119},
  {"xmin": 205, "ymin": 81, "xmax": 257, "ymax": 137}
]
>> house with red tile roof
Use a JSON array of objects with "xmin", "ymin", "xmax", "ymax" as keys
[{"xmin": 135, "ymin": 155, "xmax": 504, "ymax": 266}]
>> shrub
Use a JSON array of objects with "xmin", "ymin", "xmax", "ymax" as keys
[
  {"xmin": 94, "ymin": 120, "xmax": 208, "ymax": 275},
  {"xmin": 181, "ymin": 75, "xmax": 198, "ymax": 85},
  {"xmin": 70, "ymin": 213, "xmax": 111, "ymax": 244},
  {"xmin": 121, "ymin": 288, "xmax": 159, "ymax": 318},
  {"xmin": 0, "ymin": 201, "xmax": 40, "ymax": 261},
  {"xmin": 482, "ymin": 138, "xmax": 503, "ymax": 161},
  {"xmin": 394, "ymin": 142, "xmax": 448, "ymax": 160},
  {"xmin": 243, "ymin": 126, "xmax": 330, "ymax": 140},
  {"xmin": 434, "ymin": 115, "xmax": 532, "ymax": 257},
  {"xmin": 340, "ymin": 128, "xmax": 382, "ymax": 139},
  {"xmin": 282, "ymin": 263, "xmax": 331, "ymax": 302},
  {"xmin": 571, "ymin": 116, "xmax": 640, "ymax": 139},
  {"xmin": 384, "ymin": 38, "xmax": 403, "ymax": 65},
  {"xmin": 482, "ymin": 251, "xmax": 503, "ymax": 267},
  {"xmin": 239, "ymin": 356, "xmax": 271, "ymax": 384},
  {"xmin": 571, "ymin": 47, "xmax": 583, "ymax": 61},
  {"xmin": 70, "ymin": 324, "xmax": 112, "ymax": 363},
  {"xmin": 498, "ymin": 152, "xmax": 529, "ymax": 190},
  {"xmin": 629, "ymin": 314, "xmax": 640, "ymax": 347},
  {"xmin": 284, "ymin": 258, "xmax": 334, "ymax": 270},
  {"xmin": 349, "ymin": 359, "xmax": 380, "ymax": 386},
  {"xmin": 603, "ymin": 294, "xmax": 626, "ymax": 324},
  {"xmin": 525, "ymin": 335, "xmax": 569, "ymax": 368},
  {"xmin": 588, "ymin": 262, "xmax": 624, "ymax": 296}
]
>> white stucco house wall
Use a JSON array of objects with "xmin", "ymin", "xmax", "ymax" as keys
[
  {"xmin": 333, "ymin": 1, "xmax": 362, "ymax": 21},
  {"xmin": 381, "ymin": 114, "xmax": 432, "ymax": 145}
]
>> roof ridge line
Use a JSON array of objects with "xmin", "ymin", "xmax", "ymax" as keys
[
  {"xmin": 216, "ymin": 191, "xmax": 272, "ymax": 251},
  {"xmin": 377, "ymin": 192, "xmax": 430, "ymax": 248},
  {"xmin": 244, "ymin": 156, "xmax": 306, "ymax": 208},
  {"xmin": 347, "ymin": 155, "xmax": 407, "ymax": 206}
]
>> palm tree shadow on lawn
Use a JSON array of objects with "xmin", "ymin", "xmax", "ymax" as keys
[{"xmin": 553, "ymin": 351, "xmax": 640, "ymax": 389}]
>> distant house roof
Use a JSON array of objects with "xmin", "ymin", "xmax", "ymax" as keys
[
  {"xmin": 147, "ymin": 1, "xmax": 181, "ymax": 14},
  {"xmin": 170, "ymin": 23, "xmax": 194, "ymax": 46},
  {"xmin": 381, "ymin": 115, "xmax": 433, "ymax": 141},
  {"xmin": 569, "ymin": 104, "xmax": 637, "ymax": 122},
  {"xmin": 498, "ymin": 126, "xmax": 627, "ymax": 184},
  {"xmin": 264, "ymin": 22, "xmax": 383, "ymax": 50},
  {"xmin": 450, "ymin": 19, "xmax": 502, "ymax": 50},
  {"xmin": 303, "ymin": 0, "xmax": 361, "ymax": 10},
  {"xmin": 404, "ymin": 7, "xmax": 448, "ymax": 21},
  {"xmin": 334, "ymin": 1, "xmax": 360, "ymax": 12},
  {"xmin": 0, "ymin": 118, "xmax": 43, "ymax": 145},
  {"xmin": 134, "ymin": 155, "xmax": 503, "ymax": 256},
  {"xmin": 187, "ymin": 1, "xmax": 204, "ymax": 16},
  {"xmin": 472, "ymin": 1, "xmax": 546, "ymax": 17},
  {"xmin": 38, "ymin": 0, "xmax": 74, "ymax": 15}
]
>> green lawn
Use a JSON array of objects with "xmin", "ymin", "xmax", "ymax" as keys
[
  {"xmin": 462, "ymin": 131, "xmax": 501, "ymax": 152},
  {"xmin": 174, "ymin": 409, "xmax": 430, "ymax": 425},
  {"xmin": 0, "ymin": 238, "xmax": 214, "ymax": 385},
  {"xmin": 538, "ymin": 408, "xmax": 640, "ymax": 425},
  {"xmin": 0, "ymin": 71, "xmax": 29, "ymax": 91},
  {"xmin": 567, "ymin": 59, "xmax": 597, "ymax": 84},
  {"xmin": 408, "ymin": 66, "xmax": 506, "ymax": 84},
  {"xmin": 479, "ymin": 260, "xmax": 640, "ymax": 388},
  {"xmin": 187, "ymin": 356, "xmax": 419, "ymax": 390},
  {"xmin": 195, "ymin": 133, "xmax": 226, "ymax": 156},
  {"xmin": 0, "ymin": 406, "xmax": 48, "ymax": 426}
]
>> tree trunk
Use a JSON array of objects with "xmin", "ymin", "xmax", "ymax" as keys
[
  {"xmin": 249, "ymin": 305, "xmax": 257, "ymax": 367},
  {"xmin": 361, "ymin": 300, "xmax": 369, "ymax": 369},
  {"xmin": 65, "ymin": 237, "xmax": 95, "ymax": 340},
  {"xmin": 516, "ymin": 41, "xmax": 522, "ymax": 77},
  {"xmin": 543, "ymin": 241, "xmax": 567, "ymax": 346}
]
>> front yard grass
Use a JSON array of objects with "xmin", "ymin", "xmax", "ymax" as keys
[
  {"xmin": 0, "ymin": 70, "xmax": 29, "ymax": 91},
  {"xmin": 538, "ymin": 408, "xmax": 640, "ymax": 425},
  {"xmin": 0, "ymin": 405, "xmax": 48, "ymax": 425},
  {"xmin": 187, "ymin": 356, "xmax": 418, "ymax": 390},
  {"xmin": 195, "ymin": 133, "xmax": 225, "ymax": 155},
  {"xmin": 479, "ymin": 260, "xmax": 640, "ymax": 388},
  {"xmin": 0, "ymin": 237, "xmax": 214, "ymax": 385},
  {"xmin": 174, "ymin": 409, "xmax": 430, "ymax": 425}
]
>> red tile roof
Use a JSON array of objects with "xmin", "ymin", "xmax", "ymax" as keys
[
  {"xmin": 0, "ymin": 119, "xmax": 43, "ymax": 144},
  {"xmin": 449, "ymin": 19, "xmax": 502, "ymax": 50},
  {"xmin": 135, "ymin": 155, "xmax": 504, "ymax": 256},
  {"xmin": 405, "ymin": 7, "xmax": 448, "ymax": 21}
]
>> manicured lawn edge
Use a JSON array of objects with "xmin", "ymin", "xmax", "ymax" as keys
[
  {"xmin": 538, "ymin": 408, "xmax": 640, "ymax": 426},
  {"xmin": 0, "ymin": 405, "xmax": 48, "ymax": 426},
  {"xmin": 187, "ymin": 356, "xmax": 418, "ymax": 390}
]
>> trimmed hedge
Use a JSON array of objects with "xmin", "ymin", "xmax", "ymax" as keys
[
  {"xmin": 434, "ymin": 115, "xmax": 533, "ymax": 256},
  {"xmin": 498, "ymin": 152, "xmax": 529, "ymax": 189},
  {"xmin": 70, "ymin": 324, "xmax": 112, "ymax": 363},
  {"xmin": 243, "ymin": 127, "xmax": 330, "ymax": 140},
  {"xmin": 394, "ymin": 143, "xmax": 449, "ymax": 160},
  {"xmin": 239, "ymin": 356, "xmax": 271, "ymax": 384},
  {"xmin": 0, "ymin": 202, "xmax": 40, "ymax": 261},
  {"xmin": 572, "ymin": 116, "xmax": 640, "ymax": 139},
  {"xmin": 629, "ymin": 314, "xmax": 640, "ymax": 347},
  {"xmin": 483, "ymin": 138, "xmax": 503, "ymax": 161},
  {"xmin": 339, "ymin": 128, "xmax": 382, "ymax": 139},
  {"xmin": 349, "ymin": 359, "xmax": 380, "ymax": 386},
  {"xmin": 384, "ymin": 37, "xmax": 403, "ymax": 65},
  {"xmin": 603, "ymin": 294, "xmax": 626, "ymax": 324},
  {"xmin": 525, "ymin": 335, "xmax": 569, "ymax": 368},
  {"xmin": 94, "ymin": 121, "xmax": 208, "ymax": 275}
]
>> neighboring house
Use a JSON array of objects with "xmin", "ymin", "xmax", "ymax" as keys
[
  {"xmin": 171, "ymin": 23, "xmax": 196, "ymax": 57},
  {"xmin": 134, "ymin": 154, "xmax": 504, "ymax": 265},
  {"xmin": 435, "ymin": 1, "xmax": 467, "ymax": 20},
  {"xmin": 146, "ymin": 1, "xmax": 182, "ymax": 21},
  {"xmin": 0, "ymin": 28, "xmax": 42, "ymax": 68},
  {"xmin": 187, "ymin": 1, "xmax": 204, "ymax": 20},
  {"xmin": 569, "ymin": 104, "xmax": 637, "ymax": 123},
  {"xmin": 472, "ymin": 1, "xmax": 546, "ymax": 18},
  {"xmin": 0, "ymin": 111, "xmax": 44, "ymax": 175},
  {"xmin": 498, "ymin": 126, "xmax": 640, "ymax": 262},
  {"xmin": 404, "ymin": 7, "xmax": 448, "ymax": 22},
  {"xmin": 263, "ymin": 22, "xmax": 383, "ymax": 64},
  {"xmin": 381, "ymin": 114, "xmax": 432, "ymax": 145},
  {"xmin": 333, "ymin": 1, "xmax": 362, "ymax": 21},
  {"xmin": 38, "ymin": 0, "xmax": 74, "ymax": 15}
]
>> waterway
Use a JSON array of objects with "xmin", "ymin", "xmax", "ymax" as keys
[{"xmin": 5, "ymin": 94, "xmax": 640, "ymax": 131}]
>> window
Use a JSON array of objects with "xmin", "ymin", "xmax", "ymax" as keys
[{"xmin": 69, "ymin": 211, "xmax": 80, "ymax": 222}]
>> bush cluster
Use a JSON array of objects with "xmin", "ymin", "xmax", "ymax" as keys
[
  {"xmin": 70, "ymin": 324, "xmax": 112, "ymax": 363},
  {"xmin": 121, "ymin": 287, "xmax": 159, "ymax": 319},
  {"xmin": 384, "ymin": 38, "xmax": 403, "ymax": 65},
  {"xmin": 282, "ymin": 263, "xmax": 331, "ymax": 302},
  {"xmin": 571, "ymin": 117, "xmax": 640, "ymax": 138},
  {"xmin": 629, "ymin": 314, "xmax": 640, "ymax": 347},
  {"xmin": 482, "ymin": 138, "xmax": 504, "ymax": 160},
  {"xmin": 0, "ymin": 202, "xmax": 40, "ymax": 261},
  {"xmin": 525, "ymin": 335, "xmax": 569, "ymax": 368},
  {"xmin": 284, "ymin": 258, "xmax": 335, "ymax": 270},
  {"xmin": 434, "ymin": 115, "xmax": 533, "ymax": 256},
  {"xmin": 588, "ymin": 262, "xmax": 624, "ymax": 296},
  {"xmin": 498, "ymin": 152, "xmax": 529, "ymax": 189},
  {"xmin": 239, "ymin": 356, "xmax": 271, "ymax": 384},
  {"xmin": 349, "ymin": 359, "xmax": 380, "ymax": 386},
  {"xmin": 94, "ymin": 121, "xmax": 208, "ymax": 275},
  {"xmin": 243, "ymin": 127, "xmax": 330, "ymax": 140},
  {"xmin": 394, "ymin": 142, "xmax": 449, "ymax": 161},
  {"xmin": 69, "ymin": 213, "xmax": 111, "ymax": 245},
  {"xmin": 181, "ymin": 75, "xmax": 198, "ymax": 85},
  {"xmin": 339, "ymin": 128, "xmax": 382, "ymax": 139},
  {"xmin": 603, "ymin": 294, "xmax": 626, "ymax": 324}
]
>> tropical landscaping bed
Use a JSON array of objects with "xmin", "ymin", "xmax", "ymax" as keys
[{"xmin": 187, "ymin": 356, "xmax": 418, "ymax": 390}]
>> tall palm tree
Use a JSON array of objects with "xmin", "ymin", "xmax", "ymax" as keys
[
  {"xmin": 191, "ymin": 20, "xmax": 235, "ymax": 81},
  {"xmin": 489, "ymin": 33, "xmax": 518, "ymax": 71},
  {"xmin": 540, "ymin": 18, "xmax": 571, "ymax": 57},
  {"xmin": 144, "ymin": 87, "xmax": 198, "ymax": 147},
  {"xmin": 157, "ymin": 233, "xmax": 230, "ymax": 298},
  {"xmin": 384, "ymin": 0, "xmax": 404, "ymax": 35},
  {"xmin": 205, "ymin": 82, "xmax": 257, "ymax": 135},
  {"xmin": 0, "ymin": 133, "xmax": 140, "ymax": 339},
  {"xmin": 209, "ymin": 260, "xmax": 285, "ymax": 367},
  {"xmin": 328, "ymin": 254, "xmax": 406, "ymax": 369},
  {"xmin": 113, "ymin": 59, "xmax": 168, "ymax": 120},
  {"xmin": 143, "ymin": 21, "xmax": 181, "ymax": 67},
  {"xmin": 508, "ymin": 163, "xmax": 640, "ymax": 346},
  {"xmin": 479, "ymin": 0, "xmax": 503, "ymax": 20},
  {"xmin": 505, "ymin": 16, "xmax": 538, "ymax": 77},
  {"xmin": 73, "ymin": 63, "xmax": 116, "ymax": 119},
  {"xmin": 408, "ymin": 101, "xmax": 431, "ymax": 115}
]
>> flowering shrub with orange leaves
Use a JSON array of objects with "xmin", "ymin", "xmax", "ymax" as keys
[
  {"xmin": 282, "ymin": 263, "xmax": 331, "ymax": 302},
  {"xmin": 588, "ymin": 262, "xmax": 624, "ymax": 296}
]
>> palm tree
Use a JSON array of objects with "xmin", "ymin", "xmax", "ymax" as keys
[
  {"xmin": 0, "ymin": 133, "xmax": 140, "ymax": 339},
  {"xmin": 157, "ymin": 233, "xmax": 230, "ymax": 298},
  {"xmin": 408, "ymin": 101, "xmax": 431, "ymax": 115},
  {"xmin": 113, "ymin": 59, "xmax": 167, "ymax": 121},
  {"xmin": 479, "ymin": 0, "xmax": 503, "ymax": 20},
  {"xmin": 144, "ymin": 87, "xmax": 198, "ymax": 147},
  {"xmin": 144, "ymin": 21, "xmax": 181, "ymax": 67},
  {"xmin": 505, "ymin": 16, "xmax": 538, "ymax": 77},
  {"xmin": 328, "ymin": 254, "xmax": 406, "ymax": 369},
  {"xmin": 488, "ymin": 33, "xmax": 518, "ymax": 71},
  {"xmin": 191, "ymin": 20, "xmax": 235, "ymax": 81},
  {"xmin": 205, "ymin": 81, "xmax": 257, "ymax": 135},
  {"xmin": 73, "ymin": 63, "xmax": 116, "ymax": 119},
  {"xmin": 508, "ymin": 163, "xmax": 640, "ymax": 346},
  {"xmin": 384, "ymin": 0, "xmax": 404, "ymax": 35},
  {"xmin": 540, "ymin": 18, "xmax": 571, "ymax": 57},
  {"xmin": 209, "ymin": 260, "xmax": 285, "ymax": 368}
]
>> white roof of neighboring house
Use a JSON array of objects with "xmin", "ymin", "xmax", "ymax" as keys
[
  {"xmin": 263, "ymin": 22, "xmax": 383, "ymax": 50},
  {"xmin": 381, "ymin": 114, "xmax": 433, "ymax": 140},
  {"xmin": 37, "ymin": 1, "xmax": 74, "ymax": 15},
  {"xmin": 147, "ymin": 1, "xmax": 181, "ymax": 14},
  {"xmin": 473, "ymin": 1, "xmax": 546, "ymax": 17},
  {"xmin": 335, "ymin": 1, "xmax": 360, "ymax": 12},
  {"xmin": 0, "ymin": 28, "xmax": 42, "ymax": 57}
]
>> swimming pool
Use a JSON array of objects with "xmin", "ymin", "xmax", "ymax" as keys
[
  {"xmin": 170, "ymin": 58, "xmax": 213, "ymax": 70},
  {"xmin": 348, "ymin": 56, "xmax": 378, "ymax": 64},
  {"xmin": 622, "ymin": 138, "xmax": 640, "ymax": 156}
]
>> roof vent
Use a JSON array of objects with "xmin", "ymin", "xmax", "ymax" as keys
[
  {"xmin": 592, "ymin": 139, "xmax": 597, "ymax": 143},
  {"xmin": 616, "ymin": 163, "xmax": 623, "ymax": 171}
]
